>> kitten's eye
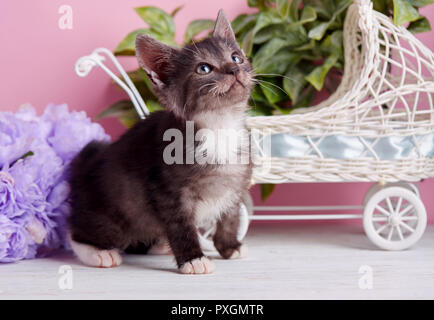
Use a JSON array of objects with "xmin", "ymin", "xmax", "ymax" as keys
[
  {"xmin": 196, "ymin": 64, "xmax": 213, "ymax": 74},
  {"xmin": 232, "ymin": 54, "xmax": 243, "ymax": 64}
]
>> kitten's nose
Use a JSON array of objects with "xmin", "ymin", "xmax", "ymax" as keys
[{"xmin": 224, "ymin": 64, "xmax": 240, "ymax": 76}]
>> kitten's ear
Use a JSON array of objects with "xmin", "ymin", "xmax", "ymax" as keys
[
  {"xmin": 135, "ymin": 34, "xmax": 177, "ymax": 88},
  {"xmin": 212, "ymin": 10, "xmax": 236, "ymax": 43}
]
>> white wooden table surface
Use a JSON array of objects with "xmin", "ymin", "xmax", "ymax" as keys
[{"xmin": 1, "ymin": 223, "xmax": 433, "ymax": 299}]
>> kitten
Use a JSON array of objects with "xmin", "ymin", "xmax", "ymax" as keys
[{"xmin": 67, "ymin": 10, "xmax": 254, "ymax": 274}]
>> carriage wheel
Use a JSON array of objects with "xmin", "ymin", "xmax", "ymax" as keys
[
  {"xmin": 363, "ymin": 182, "xmax": 420, "ymax": 206},
  {"xmin": 363, "ymin": 186, "xmax": 427, "ymax": 251},
  {"xmin": 198, "ymin": 192, "xmax": 253, "ymax": 252}
]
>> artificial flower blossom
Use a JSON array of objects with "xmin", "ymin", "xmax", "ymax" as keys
[{"xmin": 0, "ymin": 104, "xmax": 110, "ymax": 262}]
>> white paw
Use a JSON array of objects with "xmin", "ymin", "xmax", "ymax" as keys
[
  {"xmin": 229, "ymin": 245, "xmax": 248, "ymax": 259},
  {"xmin": 69, "ymin": 234, "xmax": 122, "ymax": 268},
  {"xmin": 93, "ymin": 249, "xmax": 122, "ymax": 268},
  {"xmin": 148, "ymin": 240, "xmax": 172, "ymax": 255},
  {"xmin": 179, "ymin": 257, "xmax": 215, "ymax": 274}
]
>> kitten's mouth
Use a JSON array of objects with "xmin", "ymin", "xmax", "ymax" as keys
[
  {"xmin": 212, "ymin": 79, "xmax": 246, "ymax": 97},
  {"xmin": 227, "ymin": 79, "xmax": 245, "ymax": 92}
]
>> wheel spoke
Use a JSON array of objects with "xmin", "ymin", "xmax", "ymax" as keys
[
  {"xmin": 375, "ymin": 205, "xmax": 391, "ymax": 217},
  {"xmin": 399, "ymin": 221, "xmax": 415, "ymax": 233},
  {"xmin": 396, "ymin": 225, "xmax": 404, "ymax": 240},
  {"xmin": 387, "ymin": 226, "xmax": 394, "ymax": 240},
  {"xmin": 395, "ymin": 197, "xmax": 403, "ymax": 215},
  {"xmin": 399, "ymin": 204, "xmax": 414, "ymax": 217},
  {"xmin": 372, "ymin": 217, "xmax": 388, "ymax": 222},
  {"xmin": 386, "ymin": 197, "xmax": 394, "ymax": 214},
  {"xmin": 400, "ymin": 216, "xmax": 418, "ymax": 221},
  {"xmin": 376, "ymin": 223, "xmax": 389, "ymax": 235}
]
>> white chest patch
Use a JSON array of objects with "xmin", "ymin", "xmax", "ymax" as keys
[{"xmin": 193, "ymin": 105, "xmax": 249, "ymax": 165}]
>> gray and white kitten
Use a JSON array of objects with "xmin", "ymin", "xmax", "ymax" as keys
[{"xmin": 67, "ymin": 10, "xmax": 254, "ymax": 274}]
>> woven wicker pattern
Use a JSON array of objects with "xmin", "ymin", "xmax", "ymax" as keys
[{"xmin": 248, "ymin": 0, "xmax": 434, "ymax": 184}]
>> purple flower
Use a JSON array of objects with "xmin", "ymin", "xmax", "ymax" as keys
[
  {"xmin": 43, "ymin": 104, "xmax": 110, "ymax": 162},
  {"xmin": 0, "ymin": 171, "xmax": 20, "ymax": 218},
  {"xmin": 0, "ymin": 105, "xmax": 52, "ymax": 168},
  {"xmin": 0, "ymin": 215, "xmax": 29, "ymax": 263},
  {"xmin": 0, "ymin": 104, "xmax": 110, "ymax": 262}
]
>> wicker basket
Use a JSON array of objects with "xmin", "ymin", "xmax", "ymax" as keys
[{"xmin": 247, "ymin": 0, "xmax": 434, "ymax": 184}]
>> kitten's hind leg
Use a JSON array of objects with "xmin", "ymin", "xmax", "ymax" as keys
[
  {"xmin": 68, "ymin": 234, "xmax": 122, "ymax": 268},
  {"xmin": 148, "ymin": 239, "xmax": 173, "ymax": 255},
  {"xmin": 213, "ymin": 204, "xmax": 248, "ymax": 260},
  {"xmin": 124, "ymin": 239, "xmax": 173, "ymax": 255}
]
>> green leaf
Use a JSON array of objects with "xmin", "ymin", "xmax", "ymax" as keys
[
  {"xmin": 135, "ymin": 6, "xmax": 176, "ymax": 36},
  {"xmin": 260, "ymin": 77, "xmax": 288, "ymax": 104},
  {"xmin": 248, "ymin": 0, "xmax": 266, "ymax": 9},
  {"xmin": 232, "ymin": 14, "xmax": 258, "ymax": 34},
  {"xmin": 114, "ymin": 28, "xmax": 149, "ymax": 56},
  {"xmin": 304, "ymin": 0, "xmax": 333, "ymax": 19},
  {"xmin": 289, "ymin": 0, "xmax": 302, "ymax": 21},
  {"xmin": 305, "ymin": 54, "xmax": 338, "ymax": 90},
  {"xmin": 335, "ymin": 0, "xmax": 352, "ymax": 14},
  {"xmin": 18, "ymin": 151, "xmax": 34, "ymax": 160},
  {"xmin": 294, "ymin": 39, "xmax": 315, "ymax": 51},
  {"xmin": 145, "ymin": 99, "xmax": 164, "ymax": 112},
  {"xmin": 393, "ymin": 0, "xmax": 420, "ymax": 25},
  {"xmin": 254, "ymin": 24, "xmax": 286, "ymax": 44},
  {"xmin": 252, "ymin": 38, "xmax": 290, "ymax": 73},
  {"xmin": 251, "ymin": 84, "xmax": 269, "ymax": 103},
  {"xmin": 125, "ymin": 68, "xmax": 156, "ymax": 99},
  {"xmin": 308, "ymin": 22, "xmax": 330, "ymax": 40},
  {"xmin": 292, "ymin": 85, "xmax": 315, "ymax": 109},
  {"xmin": 406, "ymin": 0, "xmax": 434, "ymax": 7},
  {"xmin": 283, "ymin": 67, "xmax": 307, "ymax": 103},
  {"xmin": 241, "ymin": 28, "xmax": 255, "ymax": 56},
  {"xmin": 408, "ymin": 16, "xmax": 432, "ymax": 33},
  {"xmin": 98, "ymin": 100, "xmax": 141, "ymax": 128},
  {"xmin": 320, "ymin": 30, "xmax": 343, "ymax": 57},
  {"xmin": 170, "ymin": 5, "xmax": 183, "ymax": 17},
  {"xmin": 247, "ymin": 103, "xmax": 274, "ymax": 116},
  {"xmin": 97, "ymin": 100, "xmax": 134, "ymax": 119},
  {"xmin": 300, "ymin": 5, "xmax": 317, "ymax": 23},
  {"xmin": 119, "ymin": 111, "xmax": 141, "ymax": 128},
  {"xmin": 285, "ymin": 25, "xmax": 308, "ymax": 46},
  {"xmin": 262, "ymin": 51, "xmax": 301, "ymax": 74},
  {"xmin": 253, "ymin": 11, "xmax": 283, "ymax": 35},
  {"xmin": 277, "ymin": 0, "xmax": 292, "ymax": 18},
  {"xmin": 114, "ymin": 28, "xmax": 175, "ymax": 56},
  {"xmin": 260, "ymin": 184, "xmax": 275, "ymax": 202},
  {"xmin": 184, "ymin": 19, "xmax": 215, "ymax": 43}
]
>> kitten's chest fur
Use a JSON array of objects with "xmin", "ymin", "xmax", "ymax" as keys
[
  {"xmin": 193, "ymin": 106, "xmax": 249, "ymax": 164},
  {"xmin": 188, "ymin": 106, "xmax": 252, "ymax": 225},
  {"xmin": 190, "ymin": 163, "xmax": 250, "ymax": 227}
]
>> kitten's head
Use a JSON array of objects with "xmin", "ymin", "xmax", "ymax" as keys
[{"xmin": 136, "ymin": 10, "xmax": 253, "ymax": 119}]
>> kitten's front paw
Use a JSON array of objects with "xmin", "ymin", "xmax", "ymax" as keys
[
  {"xmin": 93, "ymin": 249, "xmax": 123, "ymax": 268},
  {"xmin": 179, "ymin": 257, "xmax": 215, "ymax": 274}
]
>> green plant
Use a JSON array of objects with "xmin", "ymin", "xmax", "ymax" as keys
[
  {"xmin": 101, "ymin": 0, "xmax": 433, "ymax": 200},
  {"xmin": 103, "ymin": 0, "xmax": 433, "ymax": 125}
]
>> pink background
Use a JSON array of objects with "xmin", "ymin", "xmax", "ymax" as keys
[{"xmin": 1, "ymin": 1, "xmax": 434, "ymax": 223}]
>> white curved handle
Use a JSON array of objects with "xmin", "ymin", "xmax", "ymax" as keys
[{"xmin": 74, "ymin": 48, "xmax": 149, "ymax": 119}]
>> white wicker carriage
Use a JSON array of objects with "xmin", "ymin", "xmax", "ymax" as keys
[{"xmin": 75, "ymin": 0, "xmax": 434, "ymax": 251}]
